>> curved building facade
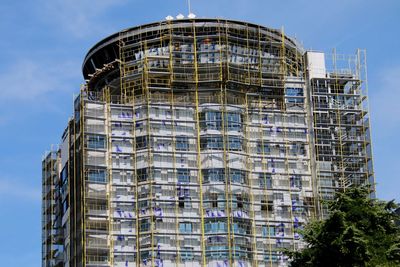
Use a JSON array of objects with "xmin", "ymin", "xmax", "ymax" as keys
[{"xmin": 42, "ymin": 19, "xmax": 374, "ymax": 267}]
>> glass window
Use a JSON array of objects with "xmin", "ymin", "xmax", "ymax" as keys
[
  {"xmin": 180, "ymin": 247, "xmax": 194, "ymax": 261},
  {"xmin": 261, "ymin": 200, "xmax": 274, "ymax": 212},
  {"xmin": 176, "ymin": 136, "xmax": 189, "ymax": 151},
  {"xmin": 204, "ymin": 222, "xmax": 210, "ymax": 233},
  {"xmin": 206, "ymin": 244, "xmax": 229, "ymax": 259},
  {"xmin": 219, "ymin": 221, "xmax": 227, "ymax": 231},
  {"xmin": 286, "ymin": 87, "xmax": 303, "ymax": 97},
  {"xmin": 211, "ymin": 222, "xmax": 218, "ymax": 232},
  {"xmin": 230, "ymin": 169, "xmax": 245, "ymax": 184},
  {"xmin": 205, "ymin": 221, "xmax": 227, "ymax": 233},
  {"xmin": 274, "ymin": 193, "xmax": 284, "ymax": 202},
  {"xmin": 290, "ymin": 175, "xmax": 302, "ymax": 189},
  {"xmin": 257, "ymin": 142, "xmax": 271, "ymax": 154},
  {"xmin": 62, "ymin": 197, "xmax": 69, "ymax": 213},
  {"xmin": 228, "ymin": 136, "xmax": 243, "ymax": 151},
  {"xmin": 87, "ymin": 169, "xmax": 107, "ymax": 183},
  {"xmin": 200, "ymin": 135, "xmax": 242, "ymax": 151},
  {"xmin": 177, "ymin": 169, "xmax": 190, "ymax": 183},
  {"xmin": 200, "ymin": 111, "xmax": 222, "ymax": 130},
  {"xmin": 291, "ymin": 143, "xmax": 306, "ymax": 156},
  {"xmin": 232, "ymin": 223, "xmax": 239, "ymax": 234},
  {"xmin": 200, "ymin": 136, "xmax": 223, "ymax": 150},
  {"xmin": 232, "ymin": 222, "xmax": 248, "ymax": 234},
  {"xmin": 262, "ymin": 225, "xmax": 276, "ymax": 237},
  {"xmin": 140, "ymin": 251, "xmax": 150, "ymax": 261},
  {"xmin": 203, "ymin": 169, "xmax": 225, "ymax": 183},
  {"xmin": 60, "ymin": 164, "xmax": 68, "ymax": 194},
  {"xmin": 264, "ymin": 252, "xmax": 279, "ymax": 262},
  {"xmin": 60, "ymin": 164, "xmax": 68, "ymax": 184},
  {"xmin": 205, "ymin": 193, "xmax": 219, "ymax": 208},
  {"xmin": 87, "ymin": 135, "xmax": 106, "ymax": 149},
  {"xmin": 200, "ymin": 111, "xmax": 242, "ymax": 131},
  {"xmin": 226, "ymin": 113, "xmax": 242, "ymax": 131},
  {"xmin": 178, "ymin": 196, "xmax": 192, "ymax": 209},
  {"xmin": 139, "ymin": 200, "xmax": 148, "ymax": 209},
  {"xmin": 259, "ymin": 173, "xmax": 273, "ymax": 189},
  {"xmin": 286, "ymin": 87, "xmax": 304, "ymax": 103},
  {"xmin": 179, "ymin": 222, "xmax": 192, "ymax": 233},
  {"xmin": 137, "ymin": 168, "xmax": 148, "ymax": 182},
  {"xmin": 140, "ymin": 219, "xmax": 150, "ymax": 232},
  {"xmin": 208, "ymin": 111, "xmax": 222, "ymax": 130},
  {"xmin": 136, "ymin": 136, "xmax": 147, "ymax": 150}
]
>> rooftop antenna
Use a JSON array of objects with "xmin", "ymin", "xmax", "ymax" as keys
[{"xmin": 187, "ymin": 0, "xmax": 196, "ymax": 19}]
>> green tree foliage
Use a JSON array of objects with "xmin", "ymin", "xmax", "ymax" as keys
[{"xmin": 287, "ymin": 186, "xmax": 400, "ymax": 267}]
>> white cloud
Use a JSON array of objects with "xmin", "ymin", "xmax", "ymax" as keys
[
  {"xmin": 0, "ymin": 59, "xmax": 79, "ymax": 102},
  {"xmin": 0, "ymin": 178, "xmax": 41, "ymax": 201},
  {"xmin": 37, "ymin": 0, "xmax": 128, "ymax": 38}
]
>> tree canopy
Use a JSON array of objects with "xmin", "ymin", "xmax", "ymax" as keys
[{"xmin": 287, "ymin": 186, "xmax": 400, "ymax": 267}]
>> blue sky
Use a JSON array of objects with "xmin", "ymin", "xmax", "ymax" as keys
[{"xmin": 0, "ymin": 0, "xmax": 399, "ymax": 266}]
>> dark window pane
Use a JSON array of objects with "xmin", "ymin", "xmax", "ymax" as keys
[
  {"xmin": 177, "ymin": 169, "xmax": 190, "ymax": 183},
  {"xmin": 87, "ymin": 169, "xmax": 107, "ymax": 183},
  {"xmin": 136, "ymin": 136, "xmax": 147, "ymax": 150},
  {"xmin": 176, "ymin": 136, "xmax": 189, "ymax": 151},
  {"xmin": 87, "ymin": 135, "xmax": 106, "ymax": 149}
]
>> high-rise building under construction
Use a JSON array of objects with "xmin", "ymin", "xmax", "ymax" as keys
[{"xmin": 42, "ymin": 18, "xmax": 375, "ymax": 267}]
